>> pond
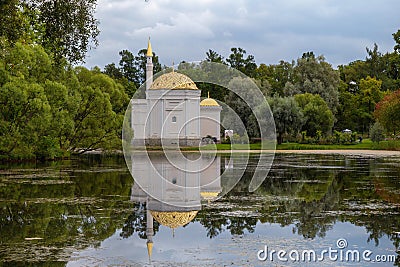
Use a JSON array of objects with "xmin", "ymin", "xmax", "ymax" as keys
[{"xmin": 0, "ymin": 152, "xmax": 399, "ymax": 266}]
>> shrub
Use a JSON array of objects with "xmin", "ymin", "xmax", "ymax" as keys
[{"xmin": 370, "ymin": 122, "xmax": 385, "ymax": 143}]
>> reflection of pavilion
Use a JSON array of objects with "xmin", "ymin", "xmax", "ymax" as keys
[{"xmin": 130, "ymin": 153, "xmax": 222, "ymax": 263}]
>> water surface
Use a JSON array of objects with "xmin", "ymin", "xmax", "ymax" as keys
[{"xmin": 0, "ymin": 153, "xmax": 399, "ymax": 266}]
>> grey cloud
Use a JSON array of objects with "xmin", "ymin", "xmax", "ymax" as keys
[{"xmin": 84, "ymin": 0, "xmax": 400, "ymax": 69}]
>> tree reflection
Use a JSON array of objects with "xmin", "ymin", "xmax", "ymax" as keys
[
  {"xmin": 0, "ymin": 155, "xmax": 133, "ymax": 262},
  {"xmin": 196, "ymin": 153, "xmax": 400, "ymax": 265},
  {"xmin": 120, "ymin": 202, "xmax": 160, "ymax": 239}
]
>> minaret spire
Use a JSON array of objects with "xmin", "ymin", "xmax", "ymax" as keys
[
  {"xmin": 146, "ymin": 37, "xmax": 154, "ymax": 90},
  {"xmin": 146, "ymin": 199, "xmax": 154, "ymax": 263},
  {"xmin": 146, "ymin": 37, "xmax": 153, "ymax": 57}
]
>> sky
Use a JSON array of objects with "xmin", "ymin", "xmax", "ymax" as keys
[{"xmin": 84, "ymin": 0, "xmax": 400, "ymax": 69}]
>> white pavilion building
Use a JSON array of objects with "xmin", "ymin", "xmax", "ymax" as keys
[{"xmin": 131, "ymin": 39, "xmax": 222, "ymax": 146}]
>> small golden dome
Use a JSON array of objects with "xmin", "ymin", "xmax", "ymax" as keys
[
  {"xmin": 200, "ymin": 98, "xmax": 220, "ymax": 106},
  {"xmin": 150, "ymin": 72, "xmax": 198, "ymax": 90},
  {"xmin": 150, "ymin": 211, "xmax": 198, "ymax": 229},
  {"xmin": 200, "ymin": 92, "xmax": 220, "ymax": 106}
]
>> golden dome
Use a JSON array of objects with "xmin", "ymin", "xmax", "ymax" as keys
[
  {"xmin": 150, "ymin": 211, "xmax": 198, "ymax": 229},
  {"xmin": 150, "ymin": 72, "xmax": 198, "ymax": 90},
  {"xmin": 200, "ymin": 92, "xmax": 220, "ymax": 106},
  {"xmin": 200, "ymin": 98, "xmax": 220, "ymax": 106}
]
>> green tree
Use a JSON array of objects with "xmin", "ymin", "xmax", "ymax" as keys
[
  {"xmin": 205, "ymin": 49, "xmax": 224, "ymax": 63},
  {"xmin": 356, "ymin": 76, "xmax": 385, "ymax": 133},
  {"xmin": 67, "ymin": 67, "xmax": 129, "ymax": 153},
  {"xmin": 135, "ymin": 48, "xmax": 162, "ymax": 85},
  {"xmin": 224, "ymin": 77, "xmax": 262, "ymax": 137},
  {"xmin": 335, "ymin": 80, "xmax": 358, "ymax": 131},
  {"xmin": 104, "ymin": 62, "xmax": 136, "ymax": 98},
  {"xmin": 393, "ymin": 29, "xmax": 400, "ymax": 53},
  {"xmin": 104, "ymin": 63, "xmax": 123, "ymax": 79},
  {"xmin": 24, "ymin": 0, "xmax": 99, "ymax": 64},
  {"xmin": 255, "ymin": 61, "xmax": 295, "ymax": 96},
  {"xmin": 291, "ymin": 53, "xmax": 340, "ymax": 113},
  {"xmin": 112, "ymin": 48, "xmax": 161, "ymax": 90},
  {"xmin": 0, "ymin": 0, "xmax": 28, "ymax": 44},
  {"xmin": 0, "ymin": 79, "xmax": 51, "ymax": 158},
  {"xmin": 0, "ymin": 42, "xmax": 58, "ymax": 158},
  {"xmin": 118, "ymin": 49, "xmax": 137, "ymax": 84},
  {"xmin": 0, "ymin": 42, "xmax": 130, "ymax": 159},
  {"xmin": 226, "ymin": 47, "xmax": 257, "ymax": 77},
  {"xmin": 295, "ymin": 93, "xmax": 334, "ymax": 137},
  {"xmin": 370, "ymin": 122, "xmax": 385, "ymax": 143},
  {"xmin": 266, "ymin": 96, "xmax": 304, "ymax": 144}
]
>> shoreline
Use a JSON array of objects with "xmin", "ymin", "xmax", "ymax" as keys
[
  {"xmin": 3, "ymin": 149, "xmax": 399, "ymax": 163},
  {"xmin": 133, "ymin": 149, "xmax": 400, "ymax": 157}
]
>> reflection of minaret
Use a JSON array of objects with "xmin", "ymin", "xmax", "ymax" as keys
[
  {"xmin": 146, "ymin": 199, "xmax": 153, "ymax": 264},
  {"xmin": 146, "ymin": 37, "xmax": 153, "ymax": 90}
]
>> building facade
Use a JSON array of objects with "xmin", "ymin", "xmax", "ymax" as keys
[{"xmin": 131, "ymin": 39, "xmax": 222, "ymax": 146}]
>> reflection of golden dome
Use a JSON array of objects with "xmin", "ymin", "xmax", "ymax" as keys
[
  {"xmin": 200, "ymin": 191, "xmax": 220, "ymax": 200},
  {"xmin": 150, "ymin": 72, "xmax": 198, "ymax": 90},
  {"xmin": 150, "ymin": 211, "xmax": 198, "ymax": 228}
]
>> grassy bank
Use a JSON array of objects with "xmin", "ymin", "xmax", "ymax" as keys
[
  {"xmin": 184, "ymin": 139, "xmax": 400, "ymax": 151},
  {"xmin": 277, "ymin": 139, "xmax": 400, "ymax": 150}
]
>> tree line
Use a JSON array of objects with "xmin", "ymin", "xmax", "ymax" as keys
[
  {"xmin": 1, "ymin": 0, "xmax": 400, "ymax": 159},
  {"xmin": 105, "ymin": 34, "xmax": 400, "ymax": 144}
]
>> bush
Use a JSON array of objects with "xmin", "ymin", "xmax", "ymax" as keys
[
  {"xmin": 221, "ymin": 136, "xmax": 231, "ymax": 144},
  {"xmin": 370, "ymin": 122, "xmax": 385, "ymax": 143}
]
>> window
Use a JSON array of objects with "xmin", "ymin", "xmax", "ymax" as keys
[{"xmin": 172, "ymin": 116, "xmax": 177, "ymax": 123}]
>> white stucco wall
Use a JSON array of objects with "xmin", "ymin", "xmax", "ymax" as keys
[
  {"xmin": 200, "ymin": 106, "xmax": 222, "ymax": 140},
  {"xmin": 146, "ymin": 89, "xmax": 201, "ymax": 140}
]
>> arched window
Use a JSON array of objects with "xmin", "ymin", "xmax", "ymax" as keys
[{"xmin": 172, "ymin": 116, "xmax": 177, "ymax": 123}]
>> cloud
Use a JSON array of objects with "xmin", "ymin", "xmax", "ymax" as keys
[{"xmin": 84, "ymin": 0, "xmax": 400, "ymax": 69}]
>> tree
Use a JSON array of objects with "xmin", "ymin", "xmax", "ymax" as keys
[
  {"xmin": 295, "ymin": 93, "xmax": 334, "ymax": 137},
  {"xmin": 0, "ymin": 42, "xmax": 57, "ymax": 158},
  {"xmin": 255, "ymin": 61, "xmax": 295, "ymax": 96},
  {"xmin": 226, "ymin": 47, "xmax": 257, "ymax": 77},
  {"xmin": 104, "ymin": 62, "xmax": 136, "ymax": 98},
  {"xmin": 135, "ymin": 48, "xmax": 162, "ymax": 85},
  {"xmin": 266, "ymin": 96, "xmax": 304, "ymax": 144},
  {"xmin": 0, "ymin": 0, "xmax": 27, "ymax": 44},
  {"xmin": 205, "ymin": 49, "xmax": 224, "ymax": 63},
  {"xmin": 394, "ymin": 29, "xmax": 400, "ymax": 53},
  {"xmin": 356, "ymin": 76, "xmax": 385, "ymax": 133},
  {"xmin": 374, "ymin": 89, "xmax": 400, "ymax": 135},
  {"xmin": 291, "ymin": 53, "xmax": 340, "ymax": 113},
  {"xmin": 370, "ymin": 122, "xmax": 385, "ymax": 143},
  {"xmin": 0, "ymin": 79, "xmax": 51, "ymax": 158},
  {"xmin": 0, "ymin": 42, "xmax": 129, "ymax": 159},
  {"xmin": 118, "ymin": 49, "xmax": 137, "ymax": 84},
  {"xmin": 223, "ymin": 76, "xmax": 268, "ymax": 138},
  {"xmin": 67, "ymin": 67, "xmax": 129, "ymax": 152},
  {"xmin": 335, "ymin": 80, "xmax": 359, "ymax": 131},
  {"xmin": 113, "ymin": 48, "xmax": 161, "ymax": 90},
  {"xmin": 104, "ymin": 63, "xmax": 123, "ymax": 80},
  {"xmin": 24, "ymin": 0, "xmax": 99, "ymax": 64}
]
